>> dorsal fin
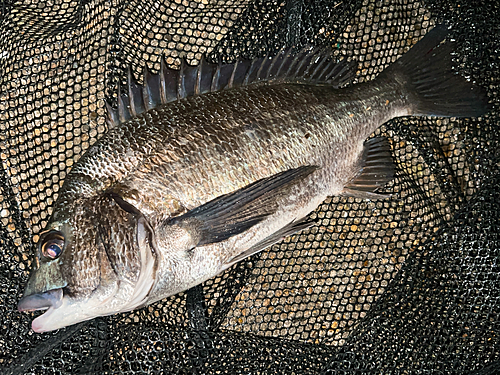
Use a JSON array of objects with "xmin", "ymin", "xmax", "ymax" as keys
[{"xmin": 106, "ymin": 48, "xmax": 358, "ymax": 128}]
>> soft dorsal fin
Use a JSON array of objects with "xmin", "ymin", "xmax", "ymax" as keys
[{"xmin": 106, "ymin": 48, "xmax": 357, "ymax": 128}]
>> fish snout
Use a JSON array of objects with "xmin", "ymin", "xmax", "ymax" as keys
[
  {"xmin": 18, "ymin": 259, "xmax": 67, "ymax": 313},
  {"xmin": 18, "ymin": 288, "xmax": 63, "ymax": 312}
]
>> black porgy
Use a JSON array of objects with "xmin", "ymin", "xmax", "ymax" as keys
[{"xmin": 18, "ymin": 25, "xmax": 490, "ymax": 332}]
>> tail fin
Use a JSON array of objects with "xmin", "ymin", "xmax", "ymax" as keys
[{"xmin": 382, "ymin": 25, "xmax": 491, "ymax": 117}]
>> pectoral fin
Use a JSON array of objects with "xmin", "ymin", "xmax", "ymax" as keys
[
  {"xmin": 342, "ymin": 137, "xmax": 395, "ymax": 199},
  {"xmin": 168, "ymin": 165, "xmax": 319, "ymax": 247}
]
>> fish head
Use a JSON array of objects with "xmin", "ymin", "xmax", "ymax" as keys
[{"xmin": 18, "ymin": 194, "xmax": 157, "ymax": 332}]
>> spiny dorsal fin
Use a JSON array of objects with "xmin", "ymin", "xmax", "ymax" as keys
[
  {"xmin": 127, "ymin": 67, "xmax": 145, "ymax": 117},
  {"xmin": 106, "ymin": 48, "xmax": 357, "ymax": 128}
]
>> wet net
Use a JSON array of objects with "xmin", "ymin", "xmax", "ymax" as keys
[{"xmin": 1, "ymin": 0, "xmax": 499, "ymax": 374}]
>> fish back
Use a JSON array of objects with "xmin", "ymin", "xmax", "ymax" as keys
[{"xmin": 106, "ymin": 47, "xmax": 358, "ymax": 128}]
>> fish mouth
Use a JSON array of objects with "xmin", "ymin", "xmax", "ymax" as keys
[
  {"xmin": 18, "ymin": 288, "xmax": 63, "ymax": 312},
  {"xmin": 18, "ymin": 288, "xmax": 64, "ymax": 332}
]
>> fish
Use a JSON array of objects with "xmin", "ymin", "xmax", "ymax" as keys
[{"xmin": 18, "ymin": 25, "xmax": 490, "ymax": 332}]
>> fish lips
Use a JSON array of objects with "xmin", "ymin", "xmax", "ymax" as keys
[
  {"xmin": 18, "ymin": 288, "xmax": 64, "ymax": 311},
  {"xmin": 18, "ymin": 288, "xmax": 65, "ymax": 332},
  {"xmin": 18, "ymin": 286, "xmax": 104, "ymax": 333}
]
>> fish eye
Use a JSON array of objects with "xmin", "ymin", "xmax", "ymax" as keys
[{"xmin": 40, "ymin": 231, "xmax": 65, "ymax": 260}]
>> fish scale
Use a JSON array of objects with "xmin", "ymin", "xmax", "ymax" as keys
[
  {"xmin": 114, "ymin": 82, "xmax": 404, "ymax": 217},
  {"xmin": 18, "ymin": 25, "xmax": 491, "ymax": 332}
]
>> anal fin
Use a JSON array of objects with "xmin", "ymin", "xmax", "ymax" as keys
[{"xmin": 342, "ymin": 137, "xmax": 395, "ymax": 199}]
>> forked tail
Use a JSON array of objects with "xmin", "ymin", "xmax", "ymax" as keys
[{"xmin": 381, "ymin": 25, "xmax": 491, "ymax": 117}]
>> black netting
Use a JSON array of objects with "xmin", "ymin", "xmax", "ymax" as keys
[{"xmin": 1, "ymin": 0, "xmax": 499, "ymax": 374}]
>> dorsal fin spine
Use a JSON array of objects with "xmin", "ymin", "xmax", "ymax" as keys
[
  {"xmin": 127, "ymin": 67, "xmax": 141, "ymax": 117},
  {"xmin": 126, "ymin": 68, "xmax": 136, "ymax": 117},
  {"xmin": 273, "ymin": 47, "xmax": 293, "ymax": 80},
  {"xmin": 300, "ymin": 48, "xmax": 321, "ymax": 79},
  {"xmin": 283, "ymin": 47, "xmax": 308, "ymax": 78},
  {"xmin": 194, "ymin": 58, "xmax": 202, "ymax": 95},
  {"xmin": 255, "ymin": 53, "xmax": 270, "ymax": 82},
  {"xmin": 108, "ymin": 47, "xmax": 356, "ymax": 128},
  {"xmin": 143, "ymin": 68, "xmax": 151, "ymax": 110},
  {"xmin": 117, "ymin": 81, "xmax": 130, "ymax": 123},
  {"xmin": 106, "ymin": 100, "xmax": 118, "ymax": 128},
  {"xmin": 309, "ymin": 51, "xmax": 331, "ymax": 81},
  {"xmin": 178, "ymin": 60, "xmax": 185, "ymax": 100},
  {"xmin": 211, "ymin": 61, "xmax": 221, "ymax": 92},
  {"xmin": 227, "ymin": 59, "xmax": 238, "ymax": 89},
  {"xmin": 265, "ymin": 51, "xmax": 283, "ymax": 80},
  {"xmin": 143, "ymin": 68, "xmax": 154, "ymax": 110},
  {"xmin": 159, "ymin": 57, "xmax": 168, "ymax": 104},
  {"xmin": 242, "ymin": 57, "xmax": 261, "ymax": 86}
]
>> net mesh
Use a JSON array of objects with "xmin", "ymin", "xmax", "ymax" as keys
[{"xmin": 1, "ymin": 0, "xmax": 499, "ymax": 373}]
